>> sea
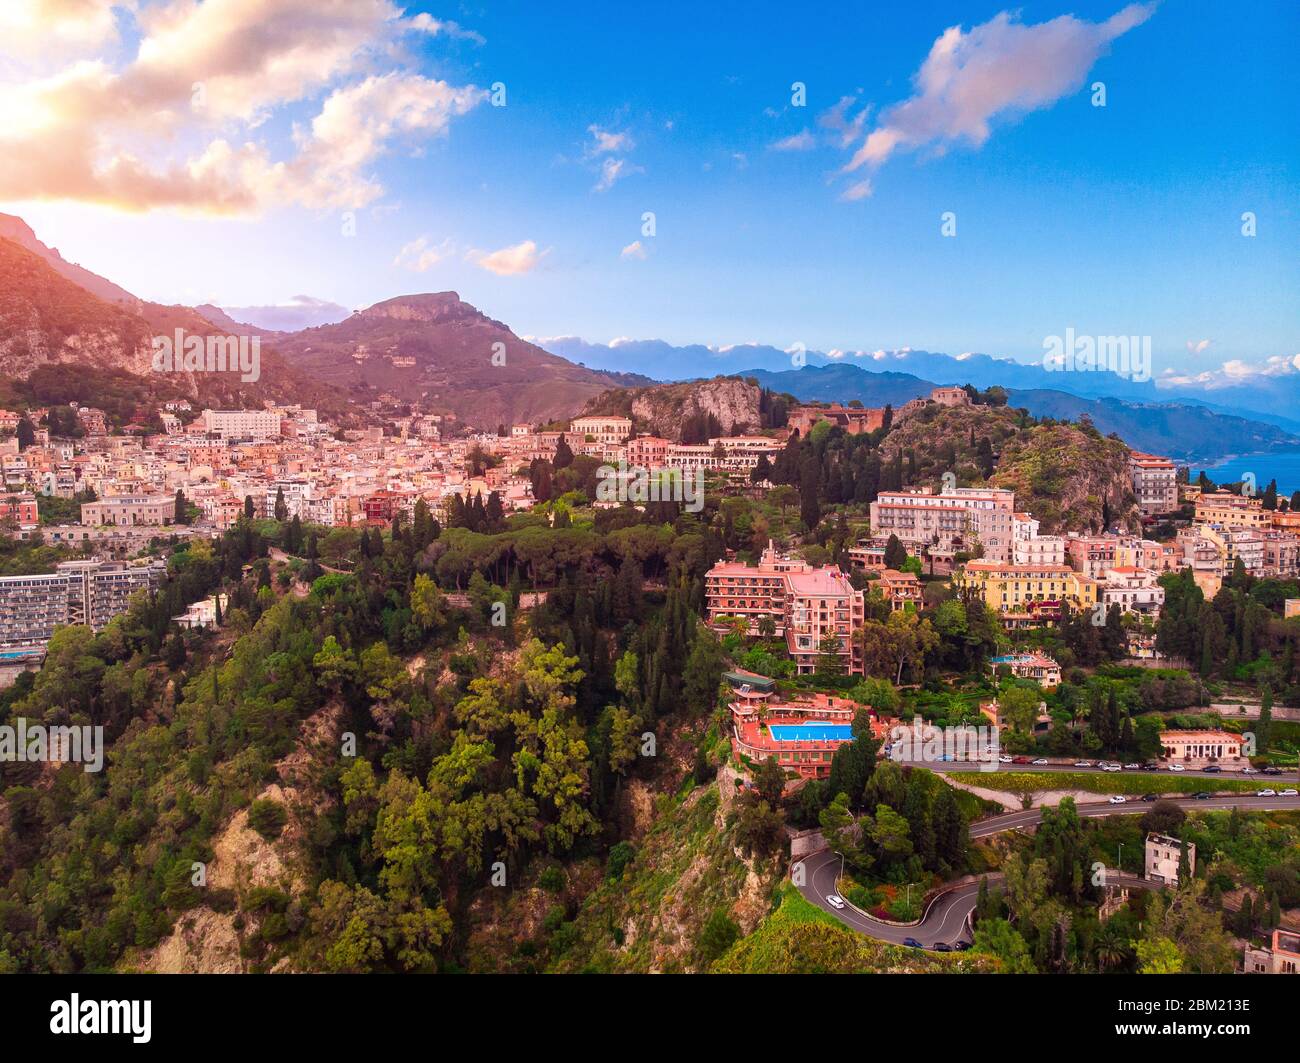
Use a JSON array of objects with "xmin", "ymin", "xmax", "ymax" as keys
[{"xmin": 1191, "ymin": 451, "xmax": 1300, "ymax": 498}]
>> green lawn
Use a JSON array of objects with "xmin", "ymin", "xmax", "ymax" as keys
[{"xmin": 948, "ymin": 771, "xmax": 1266, "ymax": 796}]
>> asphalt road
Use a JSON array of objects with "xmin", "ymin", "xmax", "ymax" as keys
[
  {"xmin": 892, "ymin": 757, "xmax": 1297, "ymax": 781},
  {"xmin": 793, "ymin": 794, "xmax": 1300, "ymax": 949}
]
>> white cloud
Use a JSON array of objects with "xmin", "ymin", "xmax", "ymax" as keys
[
  {"xmin": 394, "ymin": 234, "xmax": 456, "ymax": 271},
  {"xmin": 587, "ymin": 124, "xmax": 634, "ymax": 155},
  {"xmin": 1159, "ymin": 355, "xmax": 1300, "ymax": 389},
  {"xmin": 1186, "ymin": 338, "xmax": 1213, "ymax": 354},
  {"xmin": 844, "ymin": 4, "xmax": 1155, "ymax": 174},
  {"xmin": 620, "ymin": 240, "xmax": 646, "ymax": 260},
  {"xmin": 771, "ymin": 129, "xmax": 815, "ymax": 151},
  {"xmin": 594, "ymin": 156, "xmax": 641, "ymax": 191},
  {"xmin": 839, "ymin": 179, "xmax": 873, "ymax": 202},
  {"xmin": 818, "ymin": 95, "xmax": 870, "ymax": 148},
  {"xmin": 467, "ymin": 239, "xmax": 548, "ymax": 276},
  {"xmin": 403, "ymin": 12, "xmax": 485, "ymax": 44},
  {"xmin": 0, "ymin": 0, "xmax": 486, "ymax": 213}
]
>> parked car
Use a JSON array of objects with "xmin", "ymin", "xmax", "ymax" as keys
[
  {"xmin": 1074, "ymin": 761, "xmax": 1093, "ymax": 768},
  {"xmin": 903, "ymin": 937, "xmax": 924, "ymax": 949},
  {"xmin": 1013, "ymin": 756, "xmax": 1030, "ymax": 765},
  {"xmin": 1257, "ymin": 789, "xmax": 1277, "ymax": 797},
  {"xmin": 1194, "ymin": 792, "xmax": 1212, "ymax": 799},
  {"xmin": 1280, "ymin": 789, "xmax": 1299, "ymax": 797},
  {"xmin": 1108, "ymin": 795, "xmax": 1127, "ymax": 804},
  {"xmin": 1204, "ymin": 765, "xmax": 1222, "ymax": 773},
  {"xmin": 953, "ymin": 940, "xmax": 972, "ymax": 951},
  {"xmin": 1169, "ymin": 764, "xmax": 1185, "ymax": 772},
  {"xmin": 1032, "ymin": 758, "xmax": 1049, "ymax": 765},
  {"xmin": 998, "ymin": 755, "xmax": 1014, "ymax": 763},
  {"xmin": 1102, "ymin": 764, "xmax": 1122, "ymax": 773},
  {"xmin": 826, "ymin": 894, "xmax": 846, "ymax": 909},
  {"xmin": 1140, "ymin": 793, "xmax": 1160, "ymax": 802},
  {"xmin": 1263, "ymin": 766, "xmax": 1283, "ymax": 775},
  {"xmin": 1241, "ymin": 767, "xmax": 1259, "ymax": 774},
  {"xmin": 932, "ymin": 942, "xmax": 953, "ymax": 952},
  {"xmin": 1123, "ymin": 763, "xmax": 1141, "ymax": 770}
]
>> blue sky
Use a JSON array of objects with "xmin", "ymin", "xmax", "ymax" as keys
[{"xmin": 2, "ymin": 1, "xmax": 1296, "ymax": 381}]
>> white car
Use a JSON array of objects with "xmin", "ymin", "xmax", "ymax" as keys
[
  {"xmin": 1256, "ymin": 789, "xmax": 1277, "ymax": 797},
  {"xmin": 1032, "ymin": 758, "xmax": 1049, "ymax": 766},
  {"xmin": 1123, "ymin": 763, "xmax": 1140, "ymax": 770},
  {"xmin": 1074, "ymin": 761, "xmax": 1093, "ymax": 768},
  {"xmin": 1280, "ymin": 789, "xmax": 1298, "ymax": 797},
  {"xmin": 1241, "ymin": 767, "xmax": 1259, "ymax": 774},
  {"xmin": 1108, "ymin": 795, "xmax": 1127, "ymax": 804},
  {"xmin": 1169, "ymin": 764, "xmax": 1185, "ymax": 772},
  {"xmin": 998, "ymin": 755, "xmax": 1014, "ymax": 763},
  {"xmin": 826, "ymin": 894, "xmax": 846, "ymax": 910},
  {"xmin": 1102, "ymin": 764, "xmax": 1122, "ymax": 773}
]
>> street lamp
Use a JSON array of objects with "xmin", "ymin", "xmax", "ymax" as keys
[{"xmin": 1117, "ymin": 842, "xmax": 1123, "ymax": 873}]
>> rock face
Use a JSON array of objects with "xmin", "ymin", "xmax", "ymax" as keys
[{"xmin": 585, "ymin": 376, "xmax": 764, "ymax": 441}]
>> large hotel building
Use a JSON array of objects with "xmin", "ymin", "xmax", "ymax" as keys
[
  {"xmin": 1129, "ymin": 452, "xmax": 1179, "ymax": 516},
  {"xmin": 705, "ymin": 544, "xmax": 864, "ymax": 675},
  {"xmin": 869, "ymin": 486, "xmax": 1016, "ymax": 562},
  {"xmin": 0, "ymin": 560, "xmax": 165, "ymax": 652}
]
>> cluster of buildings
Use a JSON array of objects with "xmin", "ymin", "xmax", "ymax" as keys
[
  {"xmin": 724, "ymin": 670, "xmax": 887, "ymax": 780},
  {"xmin": 0, "ymin": 559, "xmax": 165, "ymax": 655},
  {"xmin": 706, "ymin": 543, "xmax": 866, "ymax": 675}
]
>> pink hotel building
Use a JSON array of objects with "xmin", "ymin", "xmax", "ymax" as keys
[{"xmin": 705, "ymin": 544, "xmax": 865, "ymax": 675}]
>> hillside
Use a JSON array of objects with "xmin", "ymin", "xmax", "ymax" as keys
[
  {"xmin": 728, "ymin": 361, "xmax": 1293, "ymax": 466},
  {"xmin": 272, "ymin": 292, "xmax": 650, "ymax": 428},
  {"xmin": 0, "ymin": 213, "xmax": 140, "ymax": 307},
  {"xmin": 881, "ymin": 401, "xmax": 1139, "ymax": 534}
]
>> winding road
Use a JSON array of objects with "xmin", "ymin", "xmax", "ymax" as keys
[{"xmin": 794, "ymin": 793, "xmax": 1300, "ymax": 948}]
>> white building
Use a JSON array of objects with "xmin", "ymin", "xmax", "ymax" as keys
[
  {"xmin": 202, "ymin": 409, "xmax": 284, "ymax": 441},
  {"xmin": 1145, "ymin": 832, "xmax": 1194, "ymax": 885},
  {"xmin": 1102, "ymin": 567, "xmax": 1165, "ymax": 616}
]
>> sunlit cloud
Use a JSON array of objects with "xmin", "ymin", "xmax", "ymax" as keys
[
  {"xmin": 0, "ymin": 0, "xmax": 486, "ymax": 214},
  {"xmin": 467, "ymin": 239, "xmax": 548, "ymax": 275},
  {"xmin": 843, "ymin": 5, "xmax": 1154, "ymax": 175}
]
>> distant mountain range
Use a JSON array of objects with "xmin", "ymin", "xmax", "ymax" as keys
[
  {"xmin": 541, "ymin": 337, "xmax": 1300, "ymax": 464},
  {"xmin": 1, "ymin": 208, "xmax": 1294, "ymax": 458},
  {"xmin": 542, "ymin": 336, "xmax": 1300, "ymax": 438},
  {"xmin": 737, "ymin": 363, "xmax": 1299, "ymax": 464}
]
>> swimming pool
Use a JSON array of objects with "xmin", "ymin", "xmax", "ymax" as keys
[{"xmin": 767, "ymin": 724, "xmax": 853, "ymax": 743}]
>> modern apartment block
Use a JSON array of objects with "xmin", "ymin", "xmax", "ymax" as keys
[
  {"xmin": 705, "ymin": 543, "xmax": 865, "ymax": 675},
  {"xmin": 1129, "ymin": 452, "xmax": 1179, "ymax": 515},
  {"xmin": 201, "ymin": 408, "xmax": 284, "ymax": 441},
  {"xmin": 870, "ymin": 486, "xmax": 1016, "ymax": 562},
  {"xmin": 0, "ymin": 559, "xmax": 164, "ymax": 650}
]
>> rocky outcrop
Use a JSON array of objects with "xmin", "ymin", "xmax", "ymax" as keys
[{"xmin": 585, "ymin": 376, "xmax": 764, "ymax": 440}]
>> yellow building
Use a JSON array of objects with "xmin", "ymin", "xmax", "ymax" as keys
[
  {"xmin": 1194, "ymin": 491, "xmax": 1269, "ymax": 529},
  {"xmin": 953, "ymin": 561, "xmax": 1099, "ymax": 625}
]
